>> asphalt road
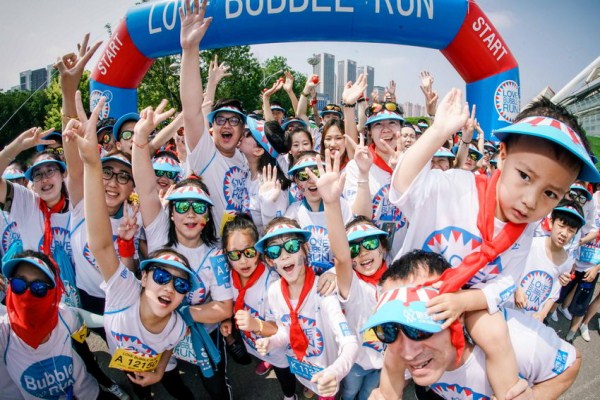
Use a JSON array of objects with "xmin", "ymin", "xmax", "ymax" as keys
[{"xmin": 89, "ymin": 303, "xmax": 600, "ymax": 399}]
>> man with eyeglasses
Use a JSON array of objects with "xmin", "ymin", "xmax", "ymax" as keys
[
  {"xmin": 35, "ymin": 130, "xmax": 65, "ymax": 162},
  {"xmin": 113, "ymin": 112, "xmax": 140, "ymax": 155},
  {"xmin": 365, "ymin": 250, "xmax": 581, "ymax": 400}
]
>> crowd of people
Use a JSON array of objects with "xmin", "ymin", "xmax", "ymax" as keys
[{"xmin": 0, "ymin": 0, "xmax": 599, "ymax": 399}]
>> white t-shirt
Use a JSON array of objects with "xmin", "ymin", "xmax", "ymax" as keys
[
  {"xmin": 102, "ymin": 264, "xmax": 187, "ymax": 372},
  {"xmin": 430, "ymin": 308, "xmax": 577, "ymax": 399},
  {"xmin": 338, "ymin": 273, "xmax": 384, "ymax": 371},
  {"xmin": 0, "ymin": 305, "xmax": 99, "ymax": 400},
  {"xmin": 343, "ymin": 160, "xmax": 408, "ymax": 259},
  {"xmin": 533, "ymin": 214, "xmax": 580, "ymax": 258},
  {"xmin": 70, "ymin": 200, "xmax": 144, "ymax": 298},
  {"xmin": 512, "ymin": 237, "xmax": 573, "ymax": 314},
  {"xmin": 186, "ymin": 130, "xmax": 249, "ymax": 236},
  {"xmin": 231, "ymin": 266, "xmax": 288, "ymax": 367},
  {"xmin": 389, "ymin": 165, "xmax": 536, "ymax": 313},
  {"xmin": 285, "ymin": 199, "xmax": 353, "ymax": 274},
  {"xmin": 266, "ymin": 278, "xmax": 357, "ymax": 394}
]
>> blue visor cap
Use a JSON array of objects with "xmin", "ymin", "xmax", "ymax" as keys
[
  {"xmin": 484, "ymin": 141, "xmax": 498, "ymax": 153},
  {"xmin": 113, "ymin": 113, "xmax": 140, "ymax": 141},
  {"xmin": 361, "ymin": 286, "xmax": 443, "ymax": 334},
  {"xmin": 553, "ymin": 205, "xmax": 586, "ymax": 228},
  {"xmin": 493, "ymin": 116, "xmax": 600, "ymax": 182},
  {"xmin": 468, "ymin": 145, "xmax": 483, "ymax": 161},
  {"xmin": 366, "ymin": 110, "xmax": 405, "ymax": 126},
  {"xmin": 101, "ymin": 154, "xmax": 132, "ymax": 169},
  {"xmin": 152, "ymin": 156, "xmax": 182, "ymax": 173},
  {"xmin": 287, "ymin": 156, "xmax": 325, "ymax": 177},
  {"xmin": 36, "ymin": 131, "xmax": 62, "ymax": 152},
  {"xmin": 271, "ymin": 105, "xmax": 286, "ymax": 114},
  {"xmin": 255, "ymin": 222, "xmax": 312, "ymax": 254},
  {"xmin": 24, "ymin": 159, "xmax": 66, "ymax": 181},
  {"xmin": 206, "ymin": 106, "xmax": 247, "ymax": 125},
  {"xmin": 140, "ymin": 253, "xmax": 200, "ymax": 291},
  {"xmin": 2, "ymin": 256, "xmax": 56, "ymax": 286},
  {"xmin": 281, "ymin": 118, "xmax": 308, "ymax": 131},
  {"xmin": 570, "ymin": 183, "xmax": 592, "ymax": 201},
  {"xmin": 346, "ymin": 223, "xmax": 388, "ymax": 242},
  {"xmin": 433, "ymin": 147, "xmax": 456, "ymax": 159},
  {"xmin": 3, "ymin": 166, "xmax": 26, "ymax": 180},
  {"xmin": 165, "ymin": 185, "xmax": 213, "ymax": 206},
  {"xmin": 246, "ymin": 117, "xmax": 279, "ymax": 158}
]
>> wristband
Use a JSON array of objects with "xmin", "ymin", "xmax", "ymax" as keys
[
  {"xmin": 132, "ymin": 139, "xmax": 149, "ymax": 149},
  {"xmin": 301, "ymin": 91, "xmax": 311, "ymax": 97},
  {"xmin": 310, "ymin": 99, "xmax": 318, "ymax": 107},
  {"xmin": 117, "ymin": 237, "xmax": 135, "ymax": 258},
  {"xmin": 341, "ymin": 101, "xmax": 356, "ymax": 108},
  {"xmin": 461, "ymin": 139, "xmax": 472, "ymax": 145}
]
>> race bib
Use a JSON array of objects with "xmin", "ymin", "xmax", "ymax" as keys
[
  {"xmin": 287, "ymin": 355, "xmax": 323, "ymax": 381},
  {"xmin": 579, "ymin": 241, "xmax": 600, "ymax": 264},
  {"xmin": 108, "ymin": 348, "xmax": 162, "ymax": 372},
  {"xmin": 71, "ymin": 323, "xmax": 88, "ymax": 344},
  {"xmin": 210, "ymin": 254, "xmax": 231, "ymax": 288}
]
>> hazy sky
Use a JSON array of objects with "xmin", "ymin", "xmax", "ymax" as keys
[{"xmin": 1, "ymin": 0, "xmax": 598, "ymax": 104}]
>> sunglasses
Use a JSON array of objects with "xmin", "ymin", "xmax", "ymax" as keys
[
  {"xmin": 173, "ymin": 200, "xmax": 208, "ymax": 215},
  {"xmin": 569, "ymin": 190, "xmax": 588, "ymax": 205},
  {"xmin": 295, "ymin": 168, "xmax": 320, "ymax": 182},
  {"xmin": 467, "ymin": 152, "xmax": 480, "ymax": 162},
  {"xmin": 214, "ymin": 116, "xmax": 242, "ymax": 127},
  {"xmin": 48, "ymin": 147, "xmax": 64, "ymax": 156},
  {"xmin": 366, "ymin": 102, "xmax": 401, "ymax": 117},
  {"xmin": 31, "ymin": 167, "xmax": 60, "ymax": 182},
  {"xmin": 323, "ymin": 104, "xmax": 342, "ymax": 113},
  {"xmin": 148, "ymin": 266, "xmax": 191, "ymax": 295},
  {"xmin": 372, "ymin": 322, "xmax": 434, "ymax": 343},
  {"xmin": 265, "ymin": 238, "xmax": 304, "ymax": 260},
  {"xmin": 349, "ymin": 237, "xmax": 380, "ymax": 258},
  {"xmin": 226, "ymin": 246, "xmax": 258, "ymax": 261},
  {"xmin": 155, "ymin": 170, "xmax": 178, "ymax": 180},
  {"xmin": 99, "ymin": 133, "xmax": 113, "ymax": 145},
  {"xmin": 9, "ymin": 277, "xmax": 53, "ymax": 298},
  {"xmin": 102, "ymin": 167, "xmax": 133, "ymax": 185},
  {"xmin": 120, "ymin": 130, "xmax": 133, "ymax": 141}
]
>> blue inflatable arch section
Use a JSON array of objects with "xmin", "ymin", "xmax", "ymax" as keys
[{"xmin": 91, "ymin": 0, "xmax": 520, "ymax": 135}]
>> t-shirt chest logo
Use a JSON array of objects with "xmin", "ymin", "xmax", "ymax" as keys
[
  {"xmin": 281, "ymin": 314, "xmax": 324, "ymax": 357},
  {"xmin": 20, "ymin": 355, "xmax": 75, "ymax": 399},
  {"xmin": 111, "ymin": 331, "xmax": 158, "ymax": 356},
  {"xmin": 431, "ymin": 382, "xmax": 487, "ymax": 399},
  {"xmin": 305, "ymin": 225, "xmax": 333, "ymax": 274},
  {"xmin": 38, "ymin": 227, "xmax": 72, "ymax": 257},
  {"xmin": 2, "ymin": 220, "xmax": 20, "ymax": 253},
  {"xmin": 520, "ymin": 270, "xmax": 553, "ymax": 311},
  {"xmin": 223, "ymin": 166, "xmax": 249, "ymax": 212},
  {"xmin": 372, "ymin": 184, "xmax": 406, "ymax": 230}
]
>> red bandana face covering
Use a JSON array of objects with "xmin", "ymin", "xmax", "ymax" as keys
[
  {"xmin": 6, "ymin": 286, "xmax": 61, "ymax": 349},
  {"xmin": 424, "ymin": 170, "xmax": 527, "ymax": 366}
]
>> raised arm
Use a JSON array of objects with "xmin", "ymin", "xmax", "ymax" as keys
[
  {"xmin": 179, "ymin": 0, "xmax": 212, "ymax": 151},
  {"xmin": 420, "ymin": 70, "xmax": 439, "ymax": 118},
  {"xmin": 345, "ymin": 133, "xmax": 373, "ymax": 218},
  {"xmin": 132, "ymin": 100, "xmax": 176, "ymax": 227},
  {"xmin": 202, "ymin": 54, "xmax": 232, "ymax": 117},
  {"xmin": 392, "ymin": 89, "xmax": 469, "ymax": 195},
  {"xmin": 261, "ymin": 80, "xmax": 283, "ymax": 122},
  {"xmin": 282, "ymin": 71, "xmax": 299, "ymax": 115},
  {"xmin": 454, "ymin": 105, "xmax": 476, "ymax": 169},
  {"xmin": 149, "ymin": 112, "xmax": 183, "ymax": 154},
  {"xmin": 296, "ymin": 76, "xmax": 318, "ymax": 125},
  {"xmin": 342, "ymin": 73, "xmax": 368, "ymax": 150}
]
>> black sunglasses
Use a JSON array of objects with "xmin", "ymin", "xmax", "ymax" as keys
[
  {"xmin": 226, "ymin": 247, "xmax": 258, "ymax": 261},
  {"xmin": 148, "ymin": 266, "xmax": 191, "ymax": 295},
  {"xmin": 372, "ymin": 322, "xmax": 434, "ymax": 343},
  {"xmin": 155, "ymin": 170, "xmax": 178, "ymax": 180},
  {"xmin": 10, "ymin": 277, "xmax": 53, "ymax": 297}
]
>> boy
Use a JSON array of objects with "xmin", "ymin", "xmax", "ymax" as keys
[
  {"xmin": 514, "ymin": 200, "xmax": 584, "ymax": 321},
  {"xmin": 390, "ymin": 90, "xmax": 598, "ymax": 399}
]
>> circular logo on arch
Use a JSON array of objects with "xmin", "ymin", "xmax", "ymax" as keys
[
  {"xmin": 90, "ymin": 89, "xmax": 113, "ymax": 119},
  {"xmin": 21, "ymin": 355, "xmax": 74, "ymax": 399},
  {"xmin": 494, "ymin": 80, "xmax": 520, "ymax": 123}
]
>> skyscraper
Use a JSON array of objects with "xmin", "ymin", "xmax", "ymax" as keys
[
  {"xmin": 19, "ymin": 65, "xmax": 53, "ymax": 91},
  {"xmin": 336, "ymin": 59, "xmax": 357, "ymax": 103},
  {"xmin": 358, "ymin": 66, "xmax": 375, "ymax": 99},
  {"xmin": 313, "ymin": 53, "xmax": 336, "ymax": 104}
]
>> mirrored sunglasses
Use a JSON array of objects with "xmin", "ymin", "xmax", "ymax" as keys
[
  {"xmin": 295, "ymin": 168, "xmax": 320, "ymax": 182},
  {"xmin": 265, "ymin": 238, "xmax": 304, "ymax": 260},
  {"xmin": 149, "ymin": 266, "xmax": 191, "ymax": 295},
  {"xmin": 10, "ymin": 277, "xmax": 53, "ymax": 298},
  {"xmin": 349, "ymin": 236, "xmax": 380, "ymax": 258},
  {"xmin": 120, "ymin": 130, "xmax": 134, "ymax": 141},
  {"xmin": 372, "ymin": 322, "xmax": 434, "ymax": 343},
  {"xmin": 226, "ymin": 247, "xmax": 258, "ymax": 261},
  {"xmin": 173, "ymin": 200, "xmax": 208, "ymax": 215},
  {"xmin": 155, "ymin": 170, "xmax": 178, "ymax": 180},
  {"xmin": 366, "ymin": 102, "xmax": 401, "ymax": 117}
]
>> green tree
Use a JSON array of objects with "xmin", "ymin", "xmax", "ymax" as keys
[
  {"xmin": 0, "ymin": 89, "xmax": 49, "ymax": 148},
  {"xmin": 261, "ymin": 56, "xmax": 307, "ymax": 116},
  {"xmin": 138, "ymin": 55, "xmax": 182, "ymax": 111},
  {"xmin": 43, "ymin": 71, "xmax": 91, "ymax": 130}
]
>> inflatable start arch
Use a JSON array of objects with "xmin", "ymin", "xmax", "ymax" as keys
[{"xmin": 90, "ymin": 0, "xmax": 520, "ymax": 136}]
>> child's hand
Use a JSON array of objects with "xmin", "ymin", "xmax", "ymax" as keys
[
  {"xmin": 255, "ymin": 338, "xmax": 269, "ymax": 356},
  {"xmin": 117, "ymin": 204, "xmax": 140, "ymax": 241},
  {"xmin": 583, "ymin": 267, "xmax": 598, "ymax": 282},
  {"xmin": 234, "ymin": 310, "xmax": 258, "ymax": 332},
  {"xmin": 63, "ymin": 91, "xmax": 105, "ymax": 164},
  {"xmin": 346, "ymin": 132, "xmax": 373, "ymax": 176},
  {"xmin": 258, "ymin": 164, "xmax": 282, "ymax": 203},
  {"xmin": 558, "ymin": 272, "xmax": 572, "ymax": 286},
  {"xmin": 310, "ymin": 370, "xmax": 338, "ymax": 397},
  {"xmin": 220, "ymin": 318, "xmax": 233, "ymax": 337},
  {"xmin": 503, "ymin": 378, "xmax": 533, "ymax": 400},
  {"xmin": 514, "ymin": 287, "xmax": 527, "ymax": 309},
  {"xmin": 427, "ymin": 292, "xmax": 467, "ymax": 329},
  {"xmin": 135, "ymin": 100, "xmax": 175, "ymax": 141},
  {"xmin": 317, "ymin": 271, "xmax": 337, "ymax": 296},
  {"xmin": 461, "ymin": 105, "xmax": 477, "ymax": 143},
  {"xmin": 312, "ymin": 150, "xmax": 346, "ymax": 205},
  {"xmin": 54, "ymin": 33, "xmax": 102, "ymax": 93},
  {"xmin": 432, "ymin": 88, "xmax": 469, "ymax": 140},
  {"xmin": 420, "ymin": 71, "xmax": 439, "ymax": 116},
  {"xmin": 179, "ymin": 0, "xmax": 212, "ymax": 50}
]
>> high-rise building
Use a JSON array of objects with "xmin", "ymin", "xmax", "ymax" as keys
[
  {"xmin": 336, "ymin": 59, "xmax": 357, "ymax": 103},
  {"xmin": 373, "ymin": 85, "xmax": 386, "ymax": 102},
  {"xmin": 313, "ymin": 53, "xmax": 336, "ymax": 105},
  {"xmin": 19, "ymin": 65, "xmax": 53, "ymax": 91},
  {"xmin": 358, "ymin": 66, "xmax": 375, "ymax": 99}
]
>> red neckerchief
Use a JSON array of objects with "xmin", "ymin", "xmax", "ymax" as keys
[
  {"xmin": 356, "ymin": 261, "xmax": 387, "ymax": 287},
  {"xmin": 232, "ymin": 262, "xmax": 265, "ymax": 314},
  {"xmin": 6, "ymin": 285, "xmax": 61, "ymax": 349},
  {"xmin": 38, "ymin": 195, "xmax": 66, "ymax": 254},
  {"xmin": 424, "ymin": 170, "xmax": 527, "ymax": 366},
  {"xmin": 281, "ymin": 266, "xmax": 316, "ymax": 361},
  {"xmin": 369, "ymin": 144, "xmax": 393, "ymax": 174}
]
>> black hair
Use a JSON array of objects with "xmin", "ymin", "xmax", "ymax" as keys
[
  {"xmin": 345, "ymin": 216, "xmax": 389, "ymax": 252},
  {"xmin": 167, "ymin": 177, "xmax": 217, "ymax": 247},
  {"xmin": 381, "ymin": 250, "xmax": 450, "ymax": 285},
  {"xmin": 11, "ymin": 249, "xmax": 58, "ymax": 285},
  {"xmin": 222, "ymin": 213, "xmax": 259, "ymax": 253},
  {"xmin": 403, "ymin": 122, "xmax": 415, "ymax": 130},
  {"xmin": 551, "ymin": 198, "xmax": 585, "ymax": 231},
  {"xmin": 145, "ymin": 247, "xmax": 192, "ymax": 278},
  {"xmin": 246, "ymin": 121, "xmax": 291, "ymax": 190},
  {"xmin": 285, "ymin": 128, "xmax": 314, "ymax": 166},
  {"xmin": 212, "ymin": 98, "xmax": 245, "ymax": 115}
]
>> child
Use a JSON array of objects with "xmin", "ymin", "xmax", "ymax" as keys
[
  {"xmin": 391, "ymin": 90, "xmax": 598, "ymax": 399},
  {"xmin": 220, "ymin": 214, "xmax": 297, "ymax": 399},
  {"xmin": 513, "ymin": 200, "xmax": 584, "ymax": 321},
  {"xmin": 255, "ymin": 218, "xmax": 358, "ymax": 399}
]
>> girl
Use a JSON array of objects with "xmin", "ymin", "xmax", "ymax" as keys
[
  {"xmin": 255, "ymin": 218, "xmax": 359, "ymax": 399},
  {"xmin": 319, "ymin": 119, "xmax": 352, "ymax": 172},
  {"xmin": 152, "ymin": 150, "xmax": 182, "ymax": 192},
  {"xmin": 283, "ymin": 128, "xmax": 314, "ymax": 204},
  {"xmin": 131, "ymin": 100, "xmax": 234, "ymax": 400},
  {"xmin": 67, "ymin": 97, "xmax": 196, "ymax": 400},
  {"xmin": 220, "ymin": 214, "xmax": 297, "ymax": 399}
]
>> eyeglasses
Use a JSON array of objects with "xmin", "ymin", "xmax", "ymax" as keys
[
  {"xmin": 119, "ymin": 130, "xmax": 133, "ymax": 141},
  {"xmin": 265, "ymin": 238, "xmax": 304, "ymax": 259},
  {"xmin": 99, "ymin": 133, "xmax": 113, "ymax": 145},
  {"xmin": 467, "ymin": 152, "xmax": 480, "ymax": 162},
  {"xmin": 102, "ymin": 167, "xmax": 133, "ymax": 185},
  {"xmin": 32, "ymin": 167, "xmax": 60, "ymax": 182},
  {"xmin": 372, "ymin": 322, "xmax": 434, "ymax": 343},
  {"xmin": 366, "ymin": 102, "xmax": 401, "ymax": 117},
  {"xmin": 322, "ymin": 104, "xmax": 342, "ymax": 113},
  {"xmin": 226, "ymin": 247, "xmax": 258, "ymax": 261},
  {"xmin": 9, "ymin": 277, "xmax": 53, "ymax": 298},
  {"xmin": 214, "ymin": 116, "xmax": 242, "ymax": 127},
  {"xmin": 48, "ymin": 147, "xmax": 64, "ymax": 156},
  {"xmin": 568, "ymin": 190, "xmax": 588, "ymax": 205},
  {"xmin": 349, "ymin": 237, "xmax": 380, "ymax": 258},
  {"xmin": 173, "ymin": 200, "xmax": 208, "ymax": 215},
  {"xmin": 294, "ymin": 168, "xmax": 320, "ymax": 182},
  {"xmin": 148, "ymin": 266, "xmax": 191, "ymax": 295},
  {"xmin": 155, "ymin": 170, "xmax": 178, "ymax": 180}
]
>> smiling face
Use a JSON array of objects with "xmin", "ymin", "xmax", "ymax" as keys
[
  {"xmin": 102, "ymin": 160, "xmax": 134, "ymax": 214},
  {"xmin": 323, "ymin": 125, "xmax": 346, "ymax": 158},
  {"xmin": 116, "ymin": 120, "xmax": 136, "ymax": 155},
  {"xmin": 213, "ymin": 111, "xmax": 244, "ymax": 157},
  {"xmin": 264, "ymin": 235, "xmax": 307, "ymax": 286},
  {"xmin": 290, "ymin": 131, "xmax": 313, "ymax": 159},
  {"xmin": 226, "ymin": 229, "xmax": 259, "ymax": 279},
  {"xmin": 170, "ymin": 197, "xmax": 209, "ymax": 248},
  {"xmin": 30, "ymin": 158, "xmax": 65, "ymax": 206},
  {"xmin": 496, "ymin": 138, "xmax": 577, "ymax": 223},
  {"xmin": 349, "ymin": 235, "xmax": 385, "ymax": 277},
  {"xmin": 141, "ymin": 264, "xmax": 188, "ymax": 318},
  {"xmin": 370, "ymin": 119, "xmax": 401, "ymax": 152},
  {"xmin": 294, "ymin": 164, "xmax": 321, "ymax": 204}
]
